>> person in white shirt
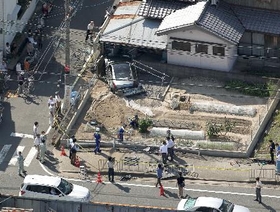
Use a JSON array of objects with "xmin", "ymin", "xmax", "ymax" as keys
[
  {"xmin": 33, "ymin": 122, "xmax": 39, "ymax": 139},
  {"xmin": 85, "ymin": 20, "xmax": 95, "ymax": 41},
  {"xmin": 16, "ymin": 62, "xmax": 23, "ymax": 75},
  {"xmin": 5, "ymin": 42, "xmax": 11, "ymax": 57},
  {"xmin": 48, "ymin": 96, "xmax": 56, "ymax": 107},
  {"xmin": 0, "ymin": 60, "xmax": 7, "ymax": 72},
  {"xmin": 254, "ymin": 177, "xmax": 262, "ymax": 204},
  {"xmin": 159, "ymin": 141, "xmax": 168, "ymax": 164},
  {"xmin": 167, "ymin": 136, "xmax": 175, "ymax": 162},
  {"xmin": 55, "ymin": 91, "xmax": 62, "ymax": 115},
  {"xmin": 34, "ymin": 134, "xmax": 41, "ymax": 159},
  {"xmin": 107, "ymin": 156, "xmax": 115, "ymax": 182},
  {"xmin": 49, "ymin": 103, "xmax": 55, "ymax": 126}
]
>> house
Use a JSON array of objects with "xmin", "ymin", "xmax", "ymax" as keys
[
  {"xmin": 0, "ymin": 0, "xmax": 38, "ymax": 60},
  {"xmin": 99, "ymin": 0, "xmax": 280, "ymax": 72}
]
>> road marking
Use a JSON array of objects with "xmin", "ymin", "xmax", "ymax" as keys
[
  {"xmin": 46, "ymin": 126, "xmax": 52, "ymax": 135},
  {"xmin": 10, "ymin": 132, "xmax": 34, "ymax": 139},
  {"xmin": 24, "ymin": 147, "xmax": 37, "ymax": 167},
  {"xmin": 39, "ymin": 162, "xmax": 54, "ymax": 176},
  {"xmin": 8, "ymin": 146, "xmax": 25, "ymax": 166},
  {"xmin": 0, "ymin": 145, "xmax": 12, "ymax": 164}
]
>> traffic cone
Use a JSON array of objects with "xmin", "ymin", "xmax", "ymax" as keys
[
  {"xmin": 60, "ymin": 145, "xmax": 67, "ymax": 156},
  {"xmin": 96, "ymin": 171, "xmax": 103, "ymax": 183},
  {"xmin": 75, "ymin": 156, "xmax": 80, "ymax": 167},
  {"xmin": 160, "ymin": 185, "xmax": 165, "ymax": 196}
]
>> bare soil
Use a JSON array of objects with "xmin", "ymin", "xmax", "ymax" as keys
[{"xmin": 75, "ymin": 77, "xmax": 269, "ymax": 151}]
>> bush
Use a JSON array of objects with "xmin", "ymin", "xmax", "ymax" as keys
[
  {"xmin": 224, "ymin": 80, "xmax": 273, "ymax": 97},
  {"xmin": 138, "ymin": 118, "xmax": 153, "ymax": 133}
]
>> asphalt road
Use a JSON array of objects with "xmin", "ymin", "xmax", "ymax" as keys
[
  {"xmin": 0, "ymin": 174, "xmax": 279, "ymax": 211},
  {"xmin": 0, "ymin": 0, "xmax": 112, "ymax": 185}
]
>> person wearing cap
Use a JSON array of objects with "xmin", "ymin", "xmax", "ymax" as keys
[{"xmin": 94, "ymin": 128, "xmax": 101, "ymax": 154}]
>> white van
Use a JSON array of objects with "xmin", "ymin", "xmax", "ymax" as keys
[{"xmin": 19, "ymin": 175, "xmax": 90, "ymax": 202}]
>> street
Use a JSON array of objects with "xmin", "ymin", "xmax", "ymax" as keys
[
  {"xmin": 0, "ymin": 1, "xmax": 279, "ymax": 212},
  {"xmin": 0, "ymin": 172, "xmax": 279, "ymax": 211}
]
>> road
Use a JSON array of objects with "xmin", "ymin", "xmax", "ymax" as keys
[
  {"xmin": 0, "ymin": 174, "xmax": 279, "ymax": 211},
  {"xmin": 0, "ymin": 0, "xmax": 112, "ymax": 188}
]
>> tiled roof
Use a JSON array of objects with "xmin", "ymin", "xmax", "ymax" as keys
[
  {"xmin": 157, "ymin": 1, "xmax": 207, "ymax": 34},
  {"xmin": 157, "ymin": 1, "xmax": 245, "ymax": 44},
  {"xmin": 233, "ymin": 5, "xmax": 280, "ymax": 35},
  {"xmin": 138, "ymin": 0, "xmax": 195, "ymax": 20},
  {"xmin": 197, "ymin": 1, "xmax": 245, "ymax": 44}
]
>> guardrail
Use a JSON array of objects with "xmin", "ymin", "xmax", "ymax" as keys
[
  {"xmin": 97, "ymin": 159, "xmax": 198, "ymax": 178},
  {"xmin": 0, "ymin": 195, "xmax": 174, "ymax": 212}
]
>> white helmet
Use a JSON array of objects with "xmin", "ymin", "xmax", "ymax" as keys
[{"xmin": 95, "ymin": 127, "xmax": 100, "ymax": 132}]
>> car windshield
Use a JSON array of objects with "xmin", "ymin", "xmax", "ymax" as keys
[
  {"xmin": 183, "ymin": 197, "xmax": 197, "ymax": 210},
  {"xmin": 57, "ymin": 178, "xmax": 73, "ymax": 195},
  {"xmin": 113, "ymin": 63, "xmax": 131, "ymax": 80},
  {"xmin": 219, "ymin": 199, "xmax": 234, "ymax": 212}
]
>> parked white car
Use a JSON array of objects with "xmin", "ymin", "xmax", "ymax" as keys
[
  {"xmin": 19, "ymin": 175, "xmax": 91, "ymax": 202},
  {"xmin": 177, "ymin": 196, "xmax": 250, "ymax": 212}
]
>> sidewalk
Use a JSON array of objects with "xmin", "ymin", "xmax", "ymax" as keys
[{"xmin": 51, "ymin": 143, "xmax": 280, "ymax": 185}]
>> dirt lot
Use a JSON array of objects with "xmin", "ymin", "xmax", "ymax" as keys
[{"xmin": 75, "ymin": 76, "xmax": 269, "ymax": 151}]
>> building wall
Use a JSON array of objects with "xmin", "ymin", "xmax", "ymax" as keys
[
  {"xmin": 166, "ymin": 26, "xmax": 237, "ymax": 72},
  {"xmin": 223, "ymin": 0, "xmax": 280, "ymax": 11}
]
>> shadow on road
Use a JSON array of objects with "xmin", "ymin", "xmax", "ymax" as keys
[
  {"xmin": 113, "ymin": 183, "xmax": 131, "ymax": 193},
  {"xmin": 260, "ymin": 202, "xmax": 276, "ymax": 212}
]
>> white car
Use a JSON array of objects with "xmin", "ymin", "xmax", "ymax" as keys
[
  {"xmin": 177, "ymin": 196, "xmax": 250, "ymax": 212},
  {"xmin": 19, "ymin": 175, "xmax": 91, "ymax": 202}
]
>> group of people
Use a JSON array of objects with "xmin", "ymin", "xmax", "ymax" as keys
[
  {"xmin": 268, "ymin": 140, "xmax": 280, "ymax": 174},
  {"xmin": 33, "ymin": 122, "xmax": 47, "ymax": 164},
  {"xmin": 159, "ymin": 129, "xmax": 176, "ymax": 164},
  {"xmin": 117, "ymin": 115, "xmax": 139, "ymax": 142}
]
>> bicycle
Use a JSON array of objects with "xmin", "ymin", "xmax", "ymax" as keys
[{"xmin": 23, "ymin": 75, "xmax": 35, "ymax": 95}]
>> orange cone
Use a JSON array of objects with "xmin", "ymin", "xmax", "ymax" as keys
[
  {"xmin": 60, "ymin": 145, "xmax": 67, "ymax": 156},
  {"xmin": 160, "ymin": 185, "xmax": 165, "ymax": 196},
  {"xmin": 96, "ymin": 171, "xmax": 103, "ymax": 183},
  {"xmin": 75, "ymin": 156, "xmax": 80, "ymax": 167}
]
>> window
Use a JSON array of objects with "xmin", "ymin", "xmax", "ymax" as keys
[
  {"xmin": 195, "ymin": 44, "xmax": 208, "ymax": 54},
  {"xmin": 172, "ymin": 41, "xmax": 191, "ymax": 52},
  {"xmin": 213, "ymin": 46, "xmax": 225, "ymax": 56},
  {"xmin": 26, "ymin": 185, "xmax": 50, "ymax": 194}
]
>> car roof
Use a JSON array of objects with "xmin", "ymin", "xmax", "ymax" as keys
[
  {"xmin": 194, "ymin": 197, "xmax": 223, "ymax": 209},
  {"xmin": 23, "ymin": 175, "xmax": 61, "ymax": 187}
]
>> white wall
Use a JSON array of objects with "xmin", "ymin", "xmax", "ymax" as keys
[{"xmin": 166, "ymin": 26, "xmax": 238, "ymax": 72}]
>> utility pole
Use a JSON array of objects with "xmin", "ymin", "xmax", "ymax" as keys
[{"xmin": 63, "ymin": 0, "xmax": 72, "ymax": 113}]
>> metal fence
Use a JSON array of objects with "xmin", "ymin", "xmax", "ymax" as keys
[
  {"xmin": 97, "ymin": 159, "xmax": 198, "ymax": 178},
  {"xmin": 0, "ymin": 196, "xmax": 174, "ymax": 212}
]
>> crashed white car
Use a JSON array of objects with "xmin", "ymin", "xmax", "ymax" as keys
[{"xmin": 177, "ymin": 196, "xmax": 250, "ymax": 212}]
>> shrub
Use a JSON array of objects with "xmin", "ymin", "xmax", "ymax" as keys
[{"xmin": 138, "ymin": 118, "xmax": 153, "ymax": 133}]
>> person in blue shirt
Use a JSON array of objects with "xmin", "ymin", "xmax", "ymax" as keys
[
  {"xmin": 94, "ymin": 128, "xmax": 101, "ymax": 154},
  {"xmin": 155, "ymin": 164, "xmax": 163, "ymax": 187},
  {"xmin": 118, "ymin": 126, "xmax": 125, "ymax": 141}
]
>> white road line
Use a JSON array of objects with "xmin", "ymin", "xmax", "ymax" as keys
[
  {"xmin": 10, "ymin": 132, "xmax": 34, "ymax": 139},
  {"xmin": 46, "ymin": 126, "xmax": 52, "ymax": 135},
  {"xmin": 39, "ymin": 162, "xmax": 54, "ymax": 176},
  {"xmin": 0, "ymin": 144, "xmax": 12, "ymax": 164},
  {"xmin": 24, "ymin": 147, "xmax": 37, "ymax": 167},
  {"xmin": 8, "ymin": 146, "xmax": 25, "ymax": 166}
]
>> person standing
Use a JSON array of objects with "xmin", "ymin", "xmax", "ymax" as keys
[
  {"xmin": 107, "ymin": 156, "xmax": 115, "ymax": 183},
  {"xmin": 155, "ymin": 164, "xmax": 163, "ymax": 187},
  {"xmin": 275, "ymin": 143, "xmax": 280, "ymax": 156},
  {"xmin": 24, "ymin": 59, "xmax": 30, "ymax": 73},
  {"xmin": 34, "ymin": 134, "xmax": 41, "ymax": 159},
  {"xmin": 167, "ymin": 136, "xmax": 175, "ymax": 162},
  {"xmin": 94, "ymin": 128, "xmax": 101, "ymax": 154},
  {"xmin": 33, "ymin": 122, "xmax": 39, "ymax": 139},
  {"xmin": 276, "ymin": 152, "xmax": 280, "ymax": 174},
  {"xmin": 177, "ymin": 172, "xmax": 185, "ymax": 198},
  {"xmin": 17, "ymin": 151, "xmax": 26, "ymax": 176},
  {"xmin": 39, "ymin": 139, "xmax": 47, "ymax": 164},
  {"xmin": 268, "ymin": 140, "xmax": 275, "ymax": 164},
  {"xmin": 55, "ymin": 91, "xmax": 62, "ymax": 115},
  {"xmin": 118, "ymin": 126, "xmax": 125, "ymax": 141},
  {"xmin": 49, "ymin": 103, "xmax": 55, "ymax": 127},
  {"xmin": 48, "ymin": 96, "xmax": 56, "ymax": 107},
  {"xmin": 254, "ymin": 177, "xmax": 262, "ymax": 203},
  {"xmin": 70, "ymin": 138, "xmax": 78, "ymax": 165},
  {"xmin": 159, "ymin": 141, "xmax": 168, "ymax": 164},
  {"xmin": 166, "ymin": 129, "xmax": 175, "ymax": 141},
  {"xmin": 85, "ymin": 21, "xmax": 95, "ymax": 41},
  {"xmin": 17, "ymin": 72, "xmax": 25, "ymax": 95}
]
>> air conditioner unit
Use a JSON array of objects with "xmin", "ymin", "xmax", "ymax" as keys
[{"xmin": 211, "ymin": 0, "xmax": 219, "ymax": 6}]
